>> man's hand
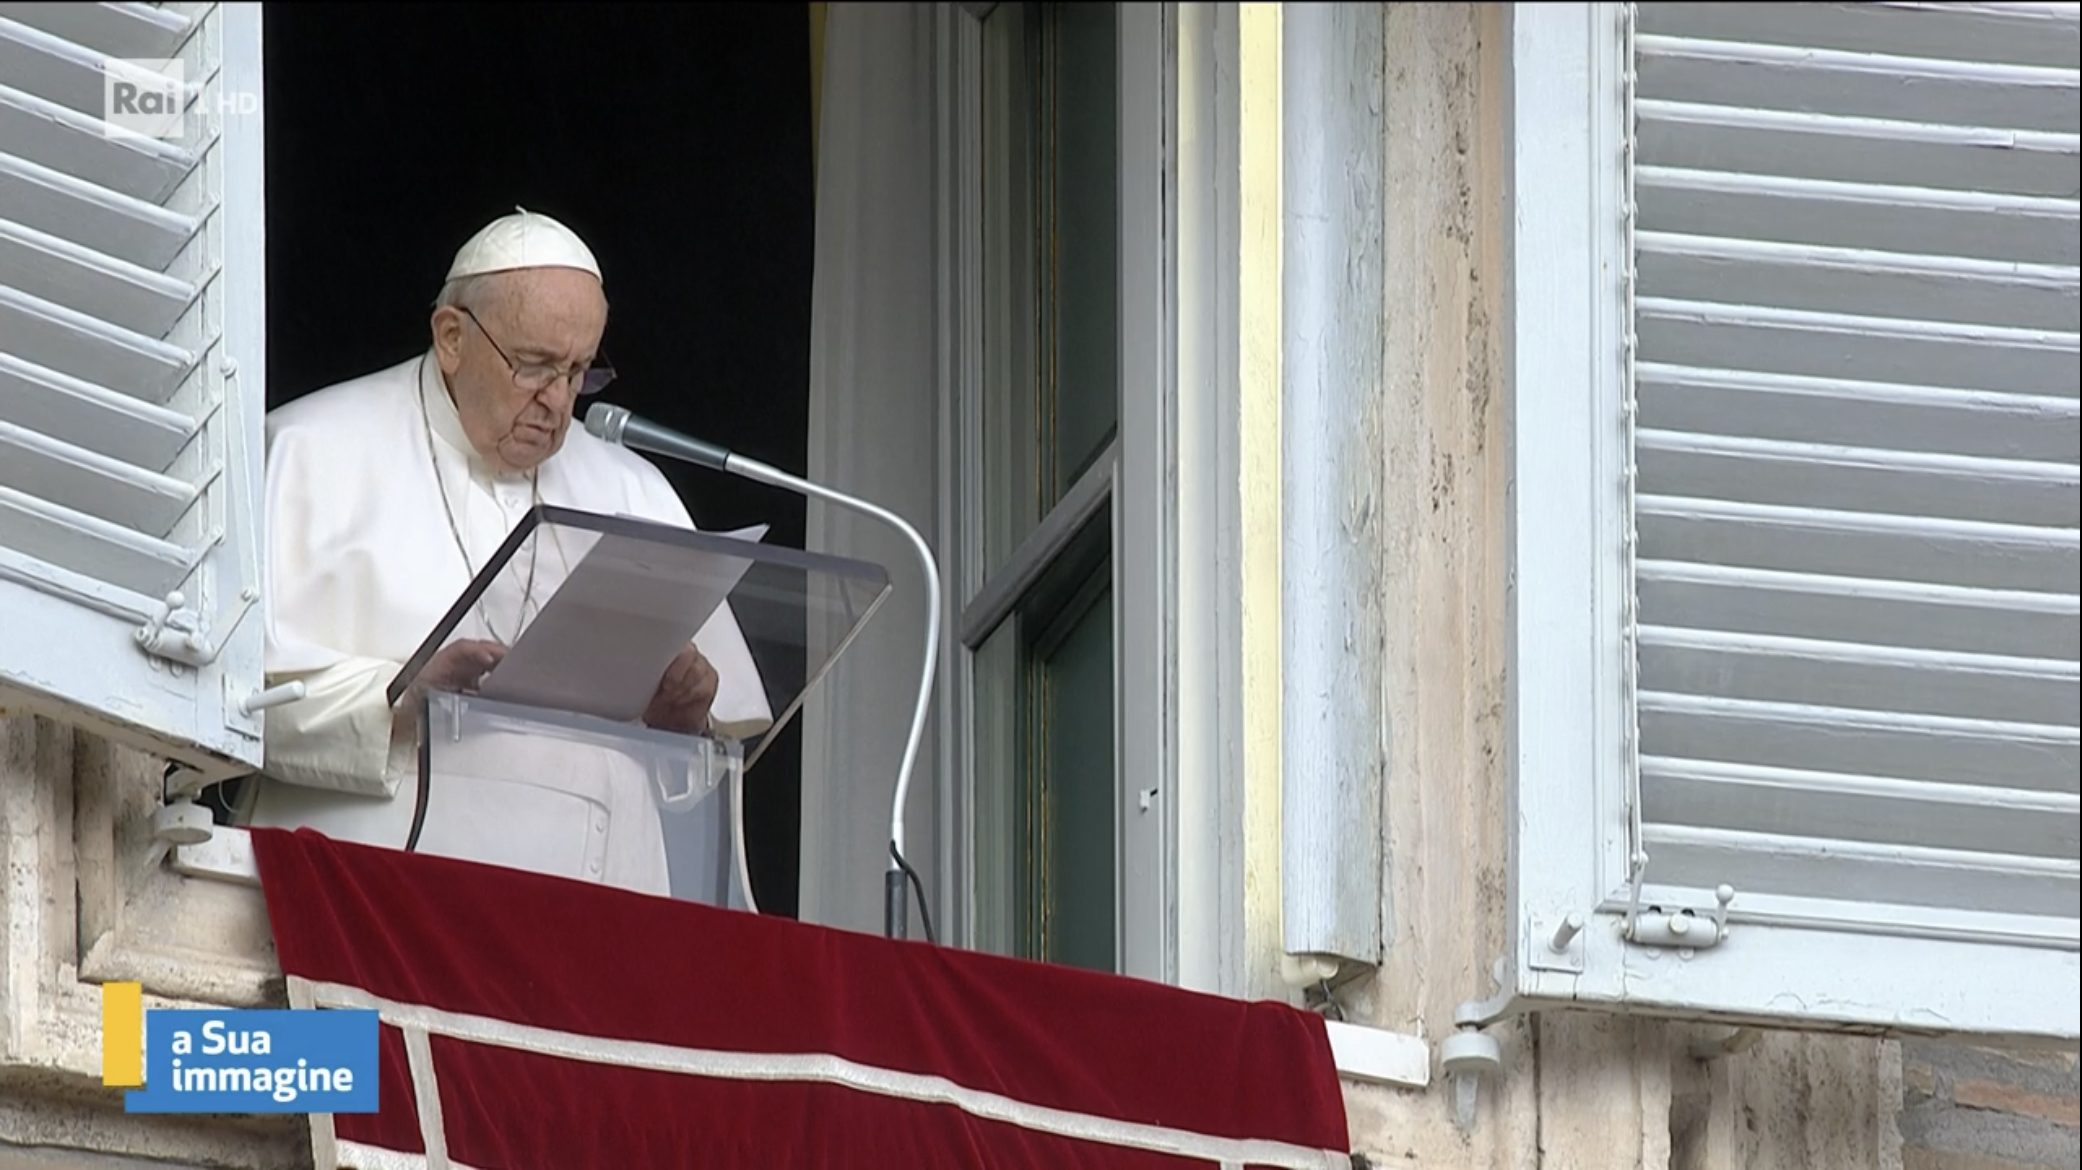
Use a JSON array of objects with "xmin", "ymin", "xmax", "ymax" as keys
[
  {"xmin": 644, "ymin": 645, "xmax": 719, "ymax": 735},
  {"xmin": 414, "ymin": 639, "xmax": 507, "ymax": 696}
]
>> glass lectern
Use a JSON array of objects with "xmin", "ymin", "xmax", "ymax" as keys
[{"xmin": 384, "ymin": 505, "xmax": 891, "ymax": 911}]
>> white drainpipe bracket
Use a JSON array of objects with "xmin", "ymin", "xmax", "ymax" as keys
[{"xmin": 1443, "ymin": 957, "xmax": 1519, "ymax": 1131}]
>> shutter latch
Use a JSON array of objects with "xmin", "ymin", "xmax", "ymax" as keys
[
  {"xmin": 1619, "ymin": 850, "xmax": 1736, "ymax": 953},
  {"xmin": 137, "ymin": 586, "xmax": 260, "ymax": 668}
]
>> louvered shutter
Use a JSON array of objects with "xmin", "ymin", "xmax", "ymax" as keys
[
  {"xmin": 1507, "ymin": 2, "xmax": 2077, "ymax": 1042},
  {"xmin": 0, "ymin": 2, "xmax": 268, "ymax": 781}
]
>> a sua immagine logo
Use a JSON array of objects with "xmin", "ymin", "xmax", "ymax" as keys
[{"xmin": 103, "ymin": 982, "xmax": 380, "ymax": 1114}]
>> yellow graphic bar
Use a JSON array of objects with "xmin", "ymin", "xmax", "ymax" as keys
[{"xmin": 102, "ymin": 981, "xmax": 143, "ymax": 1087}]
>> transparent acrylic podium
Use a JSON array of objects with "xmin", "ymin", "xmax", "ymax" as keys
[{"xmin": 384, "ymin": 504, "xmax": 891, "ymax": 911}]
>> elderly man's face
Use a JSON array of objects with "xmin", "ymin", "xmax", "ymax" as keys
[{"xmin": 431, "ymin": 267, "xmax": 607, "ymax": 475}]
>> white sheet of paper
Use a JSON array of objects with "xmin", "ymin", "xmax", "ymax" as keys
[{"xmin": 476, "ymin": 523, "xmax": 769, "ymax": 722}]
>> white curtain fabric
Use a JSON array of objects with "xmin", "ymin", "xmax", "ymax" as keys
[{"xmin": 799, "ymin": 2, "xmax": 940, "ymax": 935}]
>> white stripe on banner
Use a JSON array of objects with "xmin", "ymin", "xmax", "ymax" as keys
[
  {"xmin": 336, "ymin": 1140, "xmax": 487, "ymax": 1170},
  {"xmin": 402, "ymin": 1024, "xmax": 452, "ymax": 1169},
  {"xmin": 299, "ymin": 979, "xmax": 1350, "ymax": 1170}
]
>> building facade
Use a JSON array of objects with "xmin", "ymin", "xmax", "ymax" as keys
[{"xmin": 3, "ymin": 2, "xmax": 2076, "ymax": 1167}]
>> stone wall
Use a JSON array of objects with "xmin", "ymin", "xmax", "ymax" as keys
[
  {"xmin": 1899, "ymin": 1042, "xmax": 2079, "ymax": 1170},
  {"xmin": 0, "ymin": 713, "xmax": 307, "ymax": 1169}
]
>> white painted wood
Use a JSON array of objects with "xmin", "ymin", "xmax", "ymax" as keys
[
  {"xmin": 958, "ymin": 447, "xmax": 1116, "ymax": 649},
  {"xmin": 1507, "ymin": 1, "xmax": 2079, "ymax": 1043},
  {"xmin": 1640, "ymin": 756, "xmax": 2076, "ymax": 860},
  {"xmin": 1633, "ymin": 560, "xmax": 2076, "ymax": 659},
  {"xmin": 1632, "ymin": 429, "xmax": 2075, "ymax": 527},
  {"xmin": 935, "ymin": 0, "xmax": 985, "ymax": 954},
  {"xmin": 0, "ymin": 80, "xmax": 195, "ymax": 201},
  {"xmin": 1504, "ymin": 0, "xmax": 1635, "ymax": 1016},
  {"xmin": 0, "ymin": 352, "xmax": 195, "ymax": 469},
  {"xmin": 0, "ymin": 2, "xmax": 193, "ymax": 61},
  {"xmin": 0, "ymin": 149, "xmax": 201, "ymax": 271},
  {"xmin": 1278, "ymin": 0, "xmax": 1387, "ymax": 968},
  {"xmin": 1634, "ymin": 99, "xmax": 2079, "ymax": 198},
  {"xmin": 1634, "ymin": 2, "xmax": 2080, "ymax": 71},
  {"xmin": 0, "ymin": 419, "xmax": 197, "ymax": 537},
  {"xmin": 0, "ymin": 216, "xmax": 197, "ymax": 336},
  {"xmin": 0, "ymin": 2, "xmax": 268, "ymax": 782},
  {"xmin": 1116, "ymin": 0, "xmax": 1171, "ymax": 984},
  {"xmin": 1635, "ymin": 494, "xmax": 2073, "ymax": 593},
  {"xmin": 1634, "ymin": 231, "xmax": 2075, "ymax": 329},
  {"xmin": 1324, "ymin": 1021, "xmax": 1431, "ymax": 1090},
  {"xmin": 1635, "ymin": 298, "xmax": 2076, "ymax": 399},
  {"xmin": 1635, "ymin": 166, "xmax": 2078, "ymax": 266},
  {"xmin": 0, "ymin": 494, "xmax": 192, "ymax": 600},
  {"xmin": 1634, "ymin": 34, "xmax": 2079, "ymax": 132},
  {"xmin": 1171, "ymin": 0, "xmax": 1248, "ymax": 998},
  {"xmin": 0, "ymin": 284, "xmax": 194, "ymax": 397},
  {"xmin": 1635, "ymin": 364, "xmax": 2079, "ymax": 463}
]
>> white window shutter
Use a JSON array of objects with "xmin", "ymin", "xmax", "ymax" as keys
[
  {"xmin": 1509, "ymin": 3, "xmax": 2077, "ymax": 1043},
  {"xmin": 0, "ymin": 2, "xmax": 268, "ymax": 782}
]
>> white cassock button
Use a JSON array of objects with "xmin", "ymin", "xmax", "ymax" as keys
[
  {"xmin": 593, "ymin": 814, "xmax": 607, "ymax": 835},
  {"xmin": 587, "ymin": 859, "xmax": 602, "ymax": 876}
]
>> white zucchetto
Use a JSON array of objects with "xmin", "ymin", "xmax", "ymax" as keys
[{"xmin": 445, "ymin": 206, "xmax": 602, "ymax": 282}]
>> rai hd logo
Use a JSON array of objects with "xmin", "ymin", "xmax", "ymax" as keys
[{"xmin": 103, "ymin": 57, "xmax": 188, "ymax": 141}]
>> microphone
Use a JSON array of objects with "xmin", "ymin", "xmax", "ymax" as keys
[
  {"xmin": 584, "ymin": 401, "xmax": 941, "ymax": 943},
  {"xmin": 583, "ymin": 401, "xmax": 732, "ymax": 472}
]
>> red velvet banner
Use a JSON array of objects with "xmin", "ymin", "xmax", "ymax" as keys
[{"xmin": 251, "ymin": 827, "xmax": 1353, "ymax": 1169}]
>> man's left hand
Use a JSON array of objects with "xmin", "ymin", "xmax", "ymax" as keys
[{"xmin": 644, "ymin": 645, "xmax": 719, "ymax": 735}]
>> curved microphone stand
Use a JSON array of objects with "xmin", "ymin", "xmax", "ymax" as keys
[{"xmin": 584, "ymin": 402, "xmax": 939, "ymax": 941}]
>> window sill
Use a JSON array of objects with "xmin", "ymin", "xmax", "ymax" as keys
[
  {"xmin": 1326, "ymin": 1020, "xmax": 1432, "ymax": 1090},
  {"xmin": 172, "ymin": 825, "xmax": 261, "ymax": 886}
]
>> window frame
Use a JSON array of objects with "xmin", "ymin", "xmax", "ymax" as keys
[
  {"xmin": 937, "ymin": 0, "xmax": 1181, "ymax": 983},
  {"xmin": 1503, "ymin": 1, "xmax": 2078, "ymax": 1045}
]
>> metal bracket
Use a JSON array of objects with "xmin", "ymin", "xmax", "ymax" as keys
[
  {"xmin": 1528, "ymin": 910, "xmax": 1588, "ymax": 973},
  {"xmin": 1621, "ymin": 849, "xmax": 1737, "ymax": 956},
  {"xmin": 1446, "ymin": 958, "xmax": 1516, "ymax": 1132},
  {"xmin": 225, "ymin": 676, "xmax": 306, "ymax": 738},
  {"xmin": 1453, "ymin": 957, "xmax": 1518, "ymax": 1032},
  {"xmin": 136, "ymin": 586, "xmax": 259, "ymax": 668}
]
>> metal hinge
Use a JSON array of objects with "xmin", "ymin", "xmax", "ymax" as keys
[
  {"xmin": 1620, "ymin": 849, "xmax": 1737, "ymax": 955},
  {"xmin": 136, "ymin": 586, "xmax": 258, "ymax": 668}
]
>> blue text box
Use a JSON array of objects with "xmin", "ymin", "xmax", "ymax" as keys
[{"xmin": 125, "ymin": 1008, "xmax": 379, "ymax": 1114}]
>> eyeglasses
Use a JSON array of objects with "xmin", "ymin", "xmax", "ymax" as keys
[{"xmin": 461, "ymin": 306, "xmax": 616, "ymax": 397}]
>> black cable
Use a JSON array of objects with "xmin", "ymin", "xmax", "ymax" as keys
[
  {"xmin": 889, "ymin": 841, "xmax": 937, "ymax": 945},
  {"xmin": 404, "ymin": 694, "xmax": 431, "ymax": 852}
]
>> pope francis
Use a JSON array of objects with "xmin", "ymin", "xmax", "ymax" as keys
[{"xmin": 236, "ymin": 208, "xmax": 772, "ymax": 898}]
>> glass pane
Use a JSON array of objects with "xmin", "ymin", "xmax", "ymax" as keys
[
  {"xmin": 970, "ymin": 560, "xmax": 1117, "ymax": 970},
  {"xmin": 970, "ymin": 620, "xmax": 1024, "ymax": 958},
  {"xmin": 1036, "ymin": 576, "xmax": 1116, "ymax": 972},
  {"xmin": 981, "ymin": 3, "xmax": 1044, "ymax": 577},
  {"xmin": 1048, "ymin": 2, "xmax": 1119, "ymax": 501},
  {"xmin": 980, "ymin": 2, "xmax": 1120, "ymax": 576}
]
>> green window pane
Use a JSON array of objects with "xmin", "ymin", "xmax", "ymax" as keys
[
  {"xmin": 1035, "ymin": 577, "xmax": 1116, "ymax": 972},
  {"xmin": 1049, "ymin": 2, "xmax": 1120, "ymax": 502},
  {"xmin": 981, "ymin": 2, "xmax": 1121, "ymax": 576}
]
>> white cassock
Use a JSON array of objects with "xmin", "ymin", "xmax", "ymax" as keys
[{"xmin": 238, "ymin": 352, "xmax": 773, "ymax": 896}]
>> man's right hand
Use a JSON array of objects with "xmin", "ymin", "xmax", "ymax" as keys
[{"xmin": 414, "ymin": 638, "xmax": 507, "ymax": 695}]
